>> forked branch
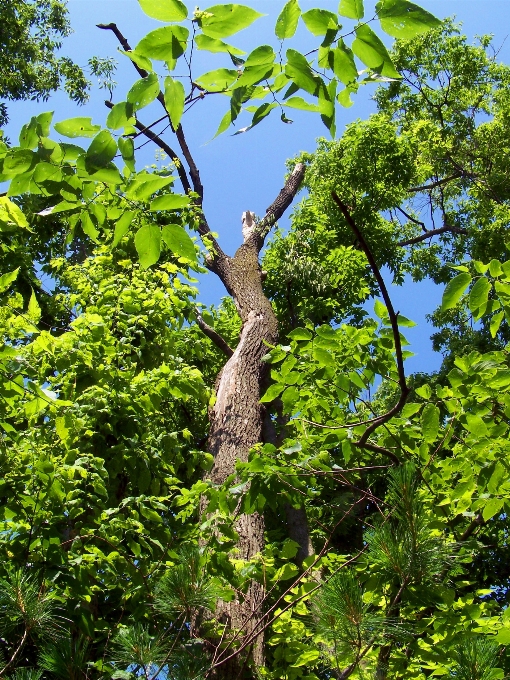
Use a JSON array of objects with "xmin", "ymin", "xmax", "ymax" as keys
[{"xmin": 195, "ymin": 309, "xmax": 234, "ymax": 358}]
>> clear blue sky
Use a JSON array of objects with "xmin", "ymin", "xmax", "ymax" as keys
[{"xmin": 5, "ymin": 0, "xmax": 510, "ymax": 373}]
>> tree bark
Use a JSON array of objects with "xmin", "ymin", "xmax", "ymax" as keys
[{"xmin": 198, "ymin": 167, "xmax": 307, "ymax": 677}]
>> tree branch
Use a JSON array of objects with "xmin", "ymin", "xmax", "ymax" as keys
[
  {"xmin": 104, "ymin": 100, "xmax": 191, "ymax": 194},
  {"xmin": 332, "ymin": 192, "xmax": 410, "ymax": 447},
  {"xmin": 398, "ymin": 224, "xmax": 467, "ymax": 246},
  {"xmin": 195, "ymin": 309, "xmax": 234, "ymax": 358},
  {"xmin": 254, "ymin": 163, "xmax": 306, "ymax": 247},
  {"xmin": 408, "ymin": 172, "xmax": 462, "ymax": 192}
]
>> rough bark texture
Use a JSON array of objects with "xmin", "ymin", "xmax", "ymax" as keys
[{"xmin": 199, "ymin": 166, "xmax": 307, "ymax": 676}]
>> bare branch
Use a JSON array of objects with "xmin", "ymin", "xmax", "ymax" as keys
[
  {"xmin": 398, "ymin": 224, "xmax": 467, "ymax": 246},
  {"xmin": 332, "ymin": 192, "xmax": 410, "ymax": 447},
  {"xmin": 254, "ymin": 163, "xmax": 306, "ymax": 247},
  {"xmin": 408, "ymin": 172, "xmax": 462, "ymax": 192},
  {"xmin": 195, "ymin": 308, "xmax": 234, "ymax": 358}
]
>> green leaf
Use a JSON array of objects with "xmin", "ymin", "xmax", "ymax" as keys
[
  {"xmin": 119, "ymin": 49, "xmax": 154, "ymax": 73},
  {"xmin": 288, "ymin": 327, "xmax": 312, "ymax": 340},
  {"xmin": 106, "ymin": 102, "xmax": 135, "ymax": 130},
  {"xmin": 0, "ymin": 268, "xmax": 20, "ymax": 294},
  {"xmin": 441, "ymin": 272, "xmax": 471, "ymax": 311},
  {"xmin": 126, "ymin": 173, "xmax": 175, "ymax": 201},
  {"xmin": 301, "ymin": 9, "xmax": 338, "ymax": 36},
  {"xmin": 56, "ymin": 413, "xmax": 74, "ymax": 443},
  {"xmin": 127, "ymin": 73, "xmax": 161, "ymax": 111},
  {"xmin": 27, "ymin": 289, "xmax": 41, "ymax": 323},
  {"xmin": 161, "ymin": 224, "xmax": 197, "ymax": 263},
  {"xmin": 164, "ymin": 77, "xmax": 185, "ymax": 129},
  {"xmin": 81, "ymin": 212, "xmax": 100, "ymax": 243},
  {"xmin": 138, "ymin": 0, "xmax": 187, "ymax": 21},
  {"xmin": 319, "ymin": 78, "xmax": 336, "ymax": 137},
  {"xmin": 490, "ymin": 311, "xmax": 504, "ymax": 338},
  {"xmin": 376, "ymin": 0, "xmax": 441, "ymax": 39},
  {"xmin": 232, "ymin": 102, "xmax": 277, "ymax": 134},
  {"xmin": 0, "ymin": 197, "xmax": 29, "ymax": 229},
  {"xmin": 489, "ymin": 259, "xmax": 503, "ymax": 278},
  {"xmin": 54, "ymin": 117, "xmax": 101, "ymax": 138},
  {"xmin": 199, "ymin": 5, "xmax": 264, "ymax": 39},
  {"xmin": 482, "ymin": 497, "xmax": 504, "ymax": 522},
  {"xmin": 86, "ymin": 130, "xmax": 117, "ymax": 169},
  {"xmin": 337, "ymin": 87, "xmax": 355, "ymax": 107},
  {"xmin": 118, "ymin": 136, "xmax": 135, "ymax": 171},
  {"xmin": 332, "ymin": 40, "xmax": 358, "ymax": 86},
  {"xmin": 214, "ymin": 110, "xmax": 233, "ymax": 138},
  {"xmin": 397, "ymin": 314, "xmax": 416, "ymax": 327},
  {"xmin": 469, "ymin": 276, "xmax": 491, "ymax": 317},
  {"xmin": 421, "ymin": 403, "xmax": 439, "ymax": 443},
  {"xmin": 135, "ymin": 224, "xmax": 161, "ymax": 269},
  {"xmin": 275, "ymin": 0, "xmax": 301, "ymax": 39},
  {"xmin": 194, "ymin": 34, "xmax": 245, "ymax": 55},
  {"xmin": 195, "ymin": 68, "xmax": 238, "ymax": 92},
  {"xmin": 292, "ymin": 650, "xmax": 320, "ymax": 667},
  {"xmin": 284, "ymin": 96, "xmax": 319, "ymax": 112},
  {"xmin": 260, "ymin": 383, "xmax": 285, "ymax": 403},
  {"xmin": 4, "ymin": 150, "xmax": 35, "ymax": 176},
  {"xmin": 285, "ymin": 49, "xmax": 319, "ymax": 95},
  {"xmin": 136, "ymin": 26, "xmax": 189, "ymax": 64},
  {"xmin": 338, "ymin": 0, "xmax": 364, "ymax": 19},
  {"xmin": 150, "ymin": 194, "xmax": 190, "ymax": 211},
  {"xmin": 112, "ymin": 211, "xmax": 135, "ymax": 248},
  {"xmin": 352, "ymin": 24, "xmax": 400, "ymax": 78}
]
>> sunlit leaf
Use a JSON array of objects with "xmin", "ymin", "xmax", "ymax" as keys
[
  {"xmin": 275, "ymin": 0, "xmax": 301, "ymax": 39},
  {"xmin": 138, "ymin": 0, "xmax": 187, "ymax": 21},
  {"xmin": 135, "ymin": 224, "xmax": 161, "ymax": 269}
]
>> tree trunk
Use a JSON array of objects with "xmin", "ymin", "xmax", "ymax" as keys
[{"xmin": 198, "ymin": 168, "xmax": 306, "ymax": 677}]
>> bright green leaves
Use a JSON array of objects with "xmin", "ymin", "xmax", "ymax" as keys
[
  {"xmin": 234, "ymin": 45, "xmax": 276, "ymax": 89},
  {"xmin": 233, "ymin": 102, "xmax": 277, "ymax": 135},
  {"xmin": 127, "ymin": 73, "xmax": 161, "ymax": 111},
  {"xmin": 134, "ymin": 221, "xmax": 197, "ymax": 268},
  {"xmin": 106, "ymin": 102, "xmax": 135, "ymax": 130},
  {"xmin": 54, "ymin": 117, "xmax": 101, "ymax": 138},
  {"xmin": 441, "ymin": 272, "xmax": 471, "ymax": 311},
  {"xmin": 19, "ymin": 112, "xmax": 53, "ymax": 149},
  {"xmin": 149, "ymin": 193, "xmax": 190, "ymax": 210},
  {"xmin": 331, "ymin": 40, "xmax": 358, "ymax": 85},
  {"xmin": 469, "ymin": 276, "xmax": 491, "ymax": 320},
  {"xmin": 136, "ymin": 26, "xmax": 189, "ymax": 66},
  {"xmin": 275, "ymin": 0, "xmax": 301, "ymax": 39},
  {"xmin": 338, "ymin": 0, "xmax": 364, "ymax": 20},
  {"xmin": 352, "ymin": 24, "xmax": 400, "ymax": 78},
  {"xmin": 421, "ymin": 402, "xmax": 439, "ymax": 443},
  {"xmin": 118, "ymin": 136, "xmax": 135, "ymax": 172},
  {"xmin": 195, "ymin": 68, "xmax": 239, "ymax": 92},
  {"xmin": 112, "ymin": 211, "xmax": 135, "ymax": 248},
  {"xmin": 0, "ymin": 197, "xmax": 29, "ymax": 230},
  {"xmin": 285, "ymin": 49, "xmax": 319, "ymax": 95},
  {"xmin": 302, "ymin": 9, "xmax": 338, "ymax": 37},
  {"xmin": 138, "ymin": 0, "xmax": 187, "ymax": 22},
  {"xmin": 126, "ymin": 172, "xmax": 175, "ymax": 201},
  {"xmin": 194, "ymin": 34, "xmax": 245, "ymax": 55},
  {"xmin": 135, "ymin": 224, "xmax": 161, "ymax": 269},
  {"xmin": 162, "ymin": 224, "xmax": 197, "ymax": 263},
  {"xmin": 164, "ymin": 77, "xmax": 185, "ymax": 129},
  {"xmin": 86, "ymin": 130, "xmax": 118, "ymax": 170},
  {"xmin": 0, "ymin": 268, "xmax": 20, "ymax": 293},
  {"xmin": 197, "ymin": 5, "xmax": 264, "ymax": 39},
  {"xmin": 376, "ymin": 0, "xmax": 441, "ymax": 39}
]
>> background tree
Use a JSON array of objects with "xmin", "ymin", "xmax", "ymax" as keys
[{"xmin": 0, "ymin": 0, "xmax": 90, "ymax": 127}]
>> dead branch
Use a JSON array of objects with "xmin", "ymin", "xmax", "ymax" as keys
[{"xmin": 398, "ymin": 224, "xmax": 467, "ymax": 246}]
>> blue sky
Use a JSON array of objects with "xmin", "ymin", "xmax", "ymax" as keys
[{"xmin": 4, "ymin": 0, "xmax": 510, "ymax": 374}]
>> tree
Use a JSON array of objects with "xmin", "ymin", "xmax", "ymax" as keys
[
  {"xmin": 0, "ymin": 0, "xmax": 90, "ymax": 127},
  {"xmin": 2, "ymin": 2, "xmax": 510, "ymax": 679}
]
